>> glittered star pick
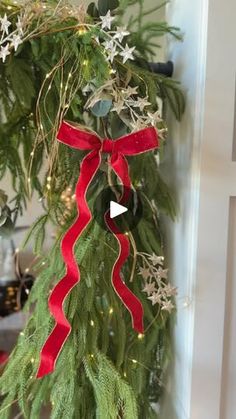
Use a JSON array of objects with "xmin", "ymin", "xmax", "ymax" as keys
[
  {"xmin": 133, "ymin": 97, "xmax": 151, "ymax": 111},
  {"xmin": 111, "ymin": 100, "xmax": 126, "ymax": 114},
  {"xmin": 161, "ymin": 300, "xmax": 175, "ymax": 313},
  {"xmin": 100, "ymin": 10, "xmax": 115, "ymax": 30},
  {"xmin": 16, "ymin": 16, "xmax": 23, "ymax": 36},
  {"xmin": 148, "ymin": 293, "xmax": 162, "ymax": 306},
  {"xmin": 11, "ymin": 34, "xmax": 22, "ymax": 51},
  {"xmin": 120, "ymin": 44, "xmax": 135, "ymax": 63},
  {"xmin": 138, "ymin": 267, "xmax": 151, "ymax": 280},
  {"xmin": 0, "ymin": 14, "xmax": 11, "ymax": 35},
  {"xmin": 148, "ymin": 254, "xmax": 164, "ymax": 266},
  {"xmin": 0, "ymin": 44, "xmax": 10, "ymax": 63},
  {"xmin": 123, "ymin": 86, "xmax": 139, "ymax": 97},
  {"xmin": 114, "ymin": 27, "xmax": 130, "ymax": 43},
  {"xmin": 142, "ymin": 282, "xmax": 157, "ymax": 296},
  {"xmin": 157, "ymin": 268, "xmax": 168, "ymax": 280},
  {"xmin": 164, "ymin": 284, "xmax": 178, "ymax": 297}
]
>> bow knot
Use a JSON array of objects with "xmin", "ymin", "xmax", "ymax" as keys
[{"xmin": 101, "ymin": 138, "xmax": 114, "ymax": 154}]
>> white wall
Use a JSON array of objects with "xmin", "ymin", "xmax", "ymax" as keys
[
  {"xmin": 160, "ymin": 0, "xmax": 208, "ymax": 418},
  {"xmin": 161, "ymin": 0, "xmax": 236, "ymax": 418},
  {"xmin": 188, "ymin": 0, "xmax": 236, "ymax": 417}
]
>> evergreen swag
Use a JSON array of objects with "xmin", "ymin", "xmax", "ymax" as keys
[{"xmin": 0, "ymin": 1, "xmax": 184, "ymax": 418}]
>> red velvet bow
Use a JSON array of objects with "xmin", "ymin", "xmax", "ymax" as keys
[{"xmin": 37, "ymin": 121, "xmax": 159, "ymax": 378}]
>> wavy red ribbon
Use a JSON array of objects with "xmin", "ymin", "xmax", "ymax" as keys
[{"xmin": 37, "ymin": 121, "xmax": 159, "ymax": 378}]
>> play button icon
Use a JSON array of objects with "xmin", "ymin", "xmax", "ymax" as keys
[
  {"xmin": 94, "ymin": 185, "xmax": 143, "ymax": 232},
  {"xmin": 110, "ymin": 201, "xmax": 128, "ymax": 219}
]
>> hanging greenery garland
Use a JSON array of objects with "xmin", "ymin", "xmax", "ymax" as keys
[{"xmin": 0, "ymin": 1, "xmax": 184, "ymax": 418}]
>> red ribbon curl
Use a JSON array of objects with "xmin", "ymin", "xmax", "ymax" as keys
[{"xmin": 37, "ymin": 121, "xmax": 159, "ymax": 378}]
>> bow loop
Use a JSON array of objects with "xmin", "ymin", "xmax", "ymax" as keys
[{"xmin": 57, "ymin": 121, "xmax": 101, "ymax": 151}]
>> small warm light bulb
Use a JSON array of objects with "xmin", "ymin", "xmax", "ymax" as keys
[
  {"xmin": 109, "ymin": 307, "xmax": 114, "ymax": 315},
  {"xmin": 90, "ymin": 320, "xmax": 95, "ymax": 327},
  {"xmin": 123, "ymin": 371, "xmax": 127, "ymax": 377},
  {"xmin": 15, "ymin": 248, "xmax": 20, "ymax": 254},
  {"xmin": 83, "ymin": 60, "xmax": 89, "ymax": 66},
  {"xmin": 132, "ymin": 359, "xmax": 137, "ymax": 364},
  {"xmin": 138, "ymin": 333, "xmax": 144, "ymax": 340},
  {"xmin": 30, "ymin": 358, "xmax": 35, "ymax": 363},
  {"xmin": 90, "ymin": 354, "xmax": 94, "ymax": 359},
  {"xmin": 47, "ymin": 176, "xmax": 52, "ymax": 182},
  {"xmin": 46, "ymin": 73, "xmax": 50, "ymax": 79},
  {"xmin": 25, "ymin": 268, "xmax": 29, "ymax": 274},
  {"xmin": 46, "ymin": 184, "xmax": 51, "ymax": 190}
]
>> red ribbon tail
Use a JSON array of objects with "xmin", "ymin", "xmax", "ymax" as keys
[
  {"xmin": 37, "ymin": 150, "xmax": 101, "ymax": 378},
  {"xmin": 105, "ymin": 154, "xmax": 144, "ymax": 333},
  {"xmin": 107, "ymin": 218, "xmax": 144, "ymax": 333}
]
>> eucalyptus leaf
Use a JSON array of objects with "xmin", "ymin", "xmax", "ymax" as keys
[
  {"xmin": 91, "ymin": 99, "xmax": 113, "ymax": 117},
  {"xmin": 98, "ymin": 0, "xmax": 119, "ymax": 15}
]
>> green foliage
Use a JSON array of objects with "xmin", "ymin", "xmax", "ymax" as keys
[
  {"xmin": 0, "ymin": 1, "xmax": 183, "ymax": 418},
  {"xmin": 0, "ymin": 221, "xmax": 170, "ymax": 418},
  {"xmin": 83, "ymin": 353, "xmax": 137, "ymax": 418},
  {"xmin": 118, "ymin": 0, "xmax": 182, "ymax": 59},
  {"xmin": 22, "ymin": 214, "xmax": 49, "ymax": 255},
  {"xmin": 127, "ymin": 63, "xmax": 185, "ymax": 121}
]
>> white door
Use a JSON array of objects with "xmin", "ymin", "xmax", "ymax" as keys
[{"xmin": 161, "ymin": 1, "xmax": 236, "ymax": 418}]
